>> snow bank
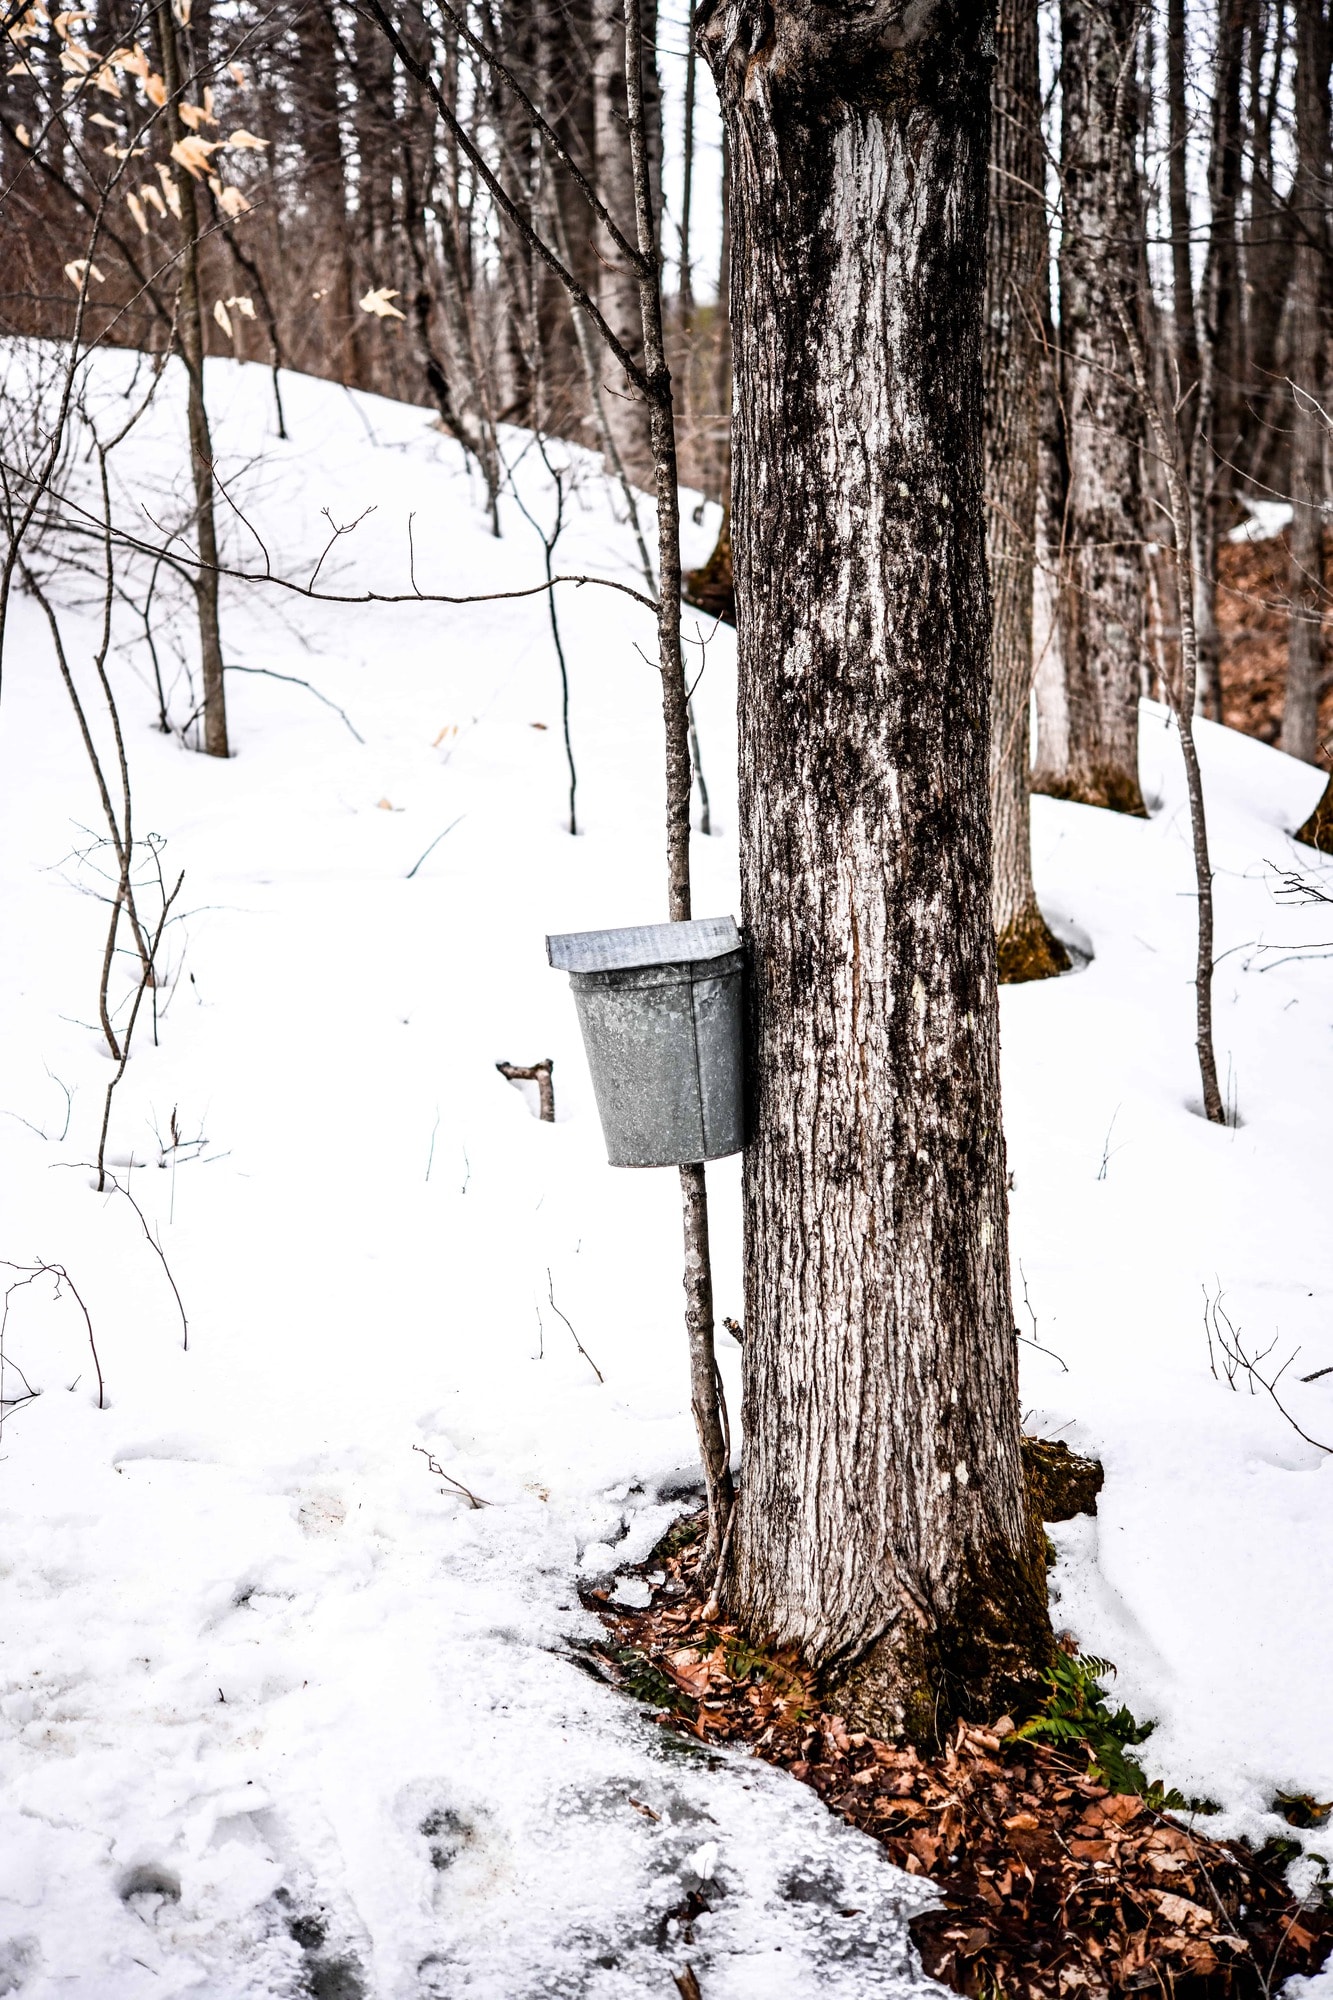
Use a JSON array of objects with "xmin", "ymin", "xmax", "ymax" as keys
[{"xmin": 0, "ymin": 346, "xmax": 1330, "ymax": 1994}]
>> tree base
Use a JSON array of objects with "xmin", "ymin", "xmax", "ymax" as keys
[
  {"xmin": 1030, "ymin": 769, "xmax": 1148, "ymax": 817},
  {"xmin": 996, "ymin": 906, "xmax": 1071, "ymax": 984},
  {"xmin": 1295, "ymin": 777, "xmax": 1333, "ymax": 852},
  {"xmin": 1021, "ymin": 1437, "xmax": 1103, "ymax": 1521},
  {"xmin": 824, "ymin": 1535, "xmax": 1054, "ymax": 1748}
]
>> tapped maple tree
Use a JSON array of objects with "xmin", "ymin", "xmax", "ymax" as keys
[{"xmin": 698, "ymin": 0, "xmax": 1052, "ymax": 1738}]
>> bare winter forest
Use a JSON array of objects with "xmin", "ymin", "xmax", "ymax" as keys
[{"xmin": 4, "ymin": 1, "xmax": 1333, "ymax": 1996}]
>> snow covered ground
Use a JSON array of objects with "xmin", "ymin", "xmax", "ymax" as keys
[{"xmin": 0, "ymin": 348, "xmax": 1331, "ymax": 1997}]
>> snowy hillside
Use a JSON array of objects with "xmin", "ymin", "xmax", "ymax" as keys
[{"xmin": 1, "ymin": 350, "xmax": 1331, "ymax": 1997}]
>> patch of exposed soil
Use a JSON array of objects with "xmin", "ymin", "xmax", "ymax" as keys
[{"xmin": 584, "ymin": 1520, "xmax": 1332, "ymax": 1998}]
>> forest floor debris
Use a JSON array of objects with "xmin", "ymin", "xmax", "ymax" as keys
[{"xmin": 588, "ymin": 1517, "xmax": 1333, "ymax": 1998}]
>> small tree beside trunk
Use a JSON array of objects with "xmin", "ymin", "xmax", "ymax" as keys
[
  {"xmin": 986, "ymin": 0, "xmax": 1069, "ymax": 983},
  {"xmin": 1037, "ymin": 0, "xmax": 1148, "ymax": 817}
]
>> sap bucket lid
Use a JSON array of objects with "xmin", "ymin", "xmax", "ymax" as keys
[{"xmin": 546, "ymin": 916, "xmax": 740, "ymax": 975}]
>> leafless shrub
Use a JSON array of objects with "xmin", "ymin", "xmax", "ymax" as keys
[{"xmin": 1204, "ymin": 1286, "xmax": 1330, "ymax": 1455}]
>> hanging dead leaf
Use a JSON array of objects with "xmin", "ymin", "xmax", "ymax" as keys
[
  {"xmin": 59, "ymin": 42, "xmax": 94, "ymax": 73},
  {"xmin": 177, "ymin": 101, "xmax": 211, "ymax": 131},
  {"xmin": 172, "ymin": 0, "xmax": 191, "ymax": 21},
  {"xmin": 89, "ymin": 110, "xmax": 118, "ymax": 128},
  {"xmin": 140, "ymin": 180, "xmax": 166, "ymax": 217},
  {"xmin": 143, "ymin": 71, "xmax": 165, "ymax": 105},
  {"xmin": 126, "ymin": 189, "xmax": 148, "ymax": 232},
  {"xmin": 170, "ymin": 134, "xmax": 220, "ymax": 178},
  {"xmin": 224, "ymin": 128, "xmax": 266, "ymax": 150},
  {"xmin": 226, "ymin": 294, "xmax": 255, "ymax": 318},
  {"xmin": 359, "ymin": 286, "xmax": 405, "ymax": 321},
  {"xmin": 226, "ymin": 62, "xmax": 246, "ymax": 85},
  {"xmin": 15, "ymin": 124, "xmax": 31, "ymax": 148},
  {"xmin": 212, "ymin": 182, "xmax": 250, "ymax": 218},
  {"xmin": 7, "ymin": 59, "xmax": 33, "ymax": 75},
  {"xmin": 63, "ymin": 258, "xmax": 106, "ymax": 287},
  {"xmin": 111, "ymin": 43, "xmax": 149, "ymax": 79},
  {"xmin": 92, "ymin": 61, "xmax": 120, "ymax": 95}
]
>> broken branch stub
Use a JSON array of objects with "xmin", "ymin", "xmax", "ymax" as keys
[{"xmin": 496, "ymin": 1059, "xmax": 555, "ymax": 1123}]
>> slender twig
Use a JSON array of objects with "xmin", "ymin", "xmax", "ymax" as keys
[
  {"xmin": 406, "ymin": 815, "xmax": 465, "ymax": 880},
  {"xmin": 547, "ymin": 1269, "xmax": 603, "ymax": 1384},
  {"xmin": 224, "ymin": 664, "xmax": 365, "ymax": 743},
  {"xmin": 100, "ymin": 1173, "xmax": 189, "ymax": 1351},
  {"xmin": 412, "ymin": 1442, "xmax": 490, "ymax": 1508},
  {"xmin": 0, "ymin": 1261, "xmax": 104, "ymax": 1410},
  {"xmin": 97, "ymin": 873, "xmax": 185, "ymax": 1192}
]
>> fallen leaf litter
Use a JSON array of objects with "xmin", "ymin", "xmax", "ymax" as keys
[{"xmin": 580, "ymin": 1518, "xmax": 1333, "ymax": 1998}]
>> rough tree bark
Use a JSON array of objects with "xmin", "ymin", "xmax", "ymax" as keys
[
  {"xmin": 1031, "ymin": 272, "xmax": 1072, "ymax": 794},
  {"xmin": 1048, "ymin": 0, "xmax": 1147, "ymax": 815},
  {"xmin": 1166, "ymin": 0, "xmax": 1200, "ymax": 401},
  {"xmin": 1189, "ymin": 0, "xmax": 1247, "ymax": 723},
  {"xmin": 592, "ymin": 0, "xmax": 660, "ymax": 479},
  {"xmin": 1281, "ymin": 0, "xmax": 1331, "ymax": 767},
  {"xmin": 157, "ymin": 0, "xmax": 228, "ymax": 758},
  {"xmin": 699, "ymin": 0, "xmax": 1052, "ymax": 1739},
  {"xmin": 986, "ymin": 0, "xmax": 1069, "ymax": 983}
]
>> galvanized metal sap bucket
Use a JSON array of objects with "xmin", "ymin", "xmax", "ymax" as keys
[{"xmin": 546, "ymin": 917, "xmax": 745, "ymax": 1168}]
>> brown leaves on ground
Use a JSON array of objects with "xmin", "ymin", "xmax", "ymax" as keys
[
  {"xmin": 1216, "ymin": 531, "xmax": 1333, "ymax": 767},
  {"xmin": 584, "ymin": 1521, "xmax": 1332, "ymax": 1998}
]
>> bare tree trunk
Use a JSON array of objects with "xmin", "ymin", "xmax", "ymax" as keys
[
  {"xmin": 700, "ymin": 0, "xmax": 1051, "ymax": 1740},
  {"xmin": 1167, "ymin": 0, "xmax": 1200, "ymax": 396},
  {"xmin": 157, "ymin": 0, "xmax": 227, "ymax": 758},
  {"xmin": 710, "ymin": 124, "xmax": 732, "ymax": 508},
  {"xmin": 679, "ymin": 25, "xmax": 697, "ymax": 318},
  {"xmin": 1239, "ymin": 0, "xmax": 1294, "ymax": 496},
  {"xmin": 987, "ymin": 0, "xmax": 1069, "ymax": 983},
  {"xmin": 1031, "ymin": 274, "xmax": 1072, "ymax": 792},
  {"xmin": 1190, "ymin": 0, "xmax": 1247, "ymax": 723},
  {"xmin": 594, "ymin": 0, "xmax": 654, "ymax": 477},
  {"xmin": 1055, "ymin": 0, "xmax": 1147, "ymax": 815},
  {"xmin": 1280, "ymin": 0, "xmax": 1330, "ymax": 764}
]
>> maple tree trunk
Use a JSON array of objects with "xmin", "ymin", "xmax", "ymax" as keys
[
  {"xmin": 1239, "ymin": 1, "xmax": 1294, "ymax": 496},
  {"xmin": 1281, "ymin": 0, "xmax": 1331, "ymax": 767},
  {"xmin": 1166, "ymin": 0, "xmax": 1200, "ymax": 400},
  {"xmin": 157, "ymin": 0, "xmax": 228, "ymax": 759},
  {"xmin": 699, "ymin": 0, "xmax": 1051, "ymax": 1741},
  {"xmin": 1189, "ymin": 0, "xmax": 1246, "ymax": 725},
  {"xmin": 1053, "ymin": 0, "xmax": 1147, "ymax": 815},
  {"xmin": 986, "ymin": 0, "xmax": 1068, "ymax": 984},
  {"xmin": 1031, "ymin": 276, "xmax": 1071, "ymax": 795}
]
